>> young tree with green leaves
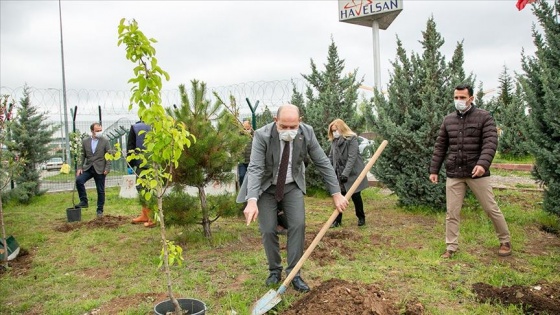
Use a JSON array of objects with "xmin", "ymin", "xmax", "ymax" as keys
[
  {"xmin": 167, "ymin": 80, "xmax": 247, "ymax": 238},
  {"xmin": 371, "ymin": 17, "xmax": 475, "ymax": 209},
  {"xmin": 520, "ymin": 0, "xmax": 560, "ymax": 216},
  {"xmin": 0, "ymin": 94, "xmax": 22, "ymax": 268},
  {"xmin": 115, "ymin": 19, "xmax": 195, "ymax": 314},
  {"xmin": 6, "ymin": 86, "xmax": 56, "ymax": 203}
]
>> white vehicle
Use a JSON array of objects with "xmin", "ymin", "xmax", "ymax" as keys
[{"xmin": 45, "ymin": 157, "xmax": 64, "ymax": 171}]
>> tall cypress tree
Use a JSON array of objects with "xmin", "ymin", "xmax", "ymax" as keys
[
  {"xmin": 520, "ymin": 0, "xmax": 560, "ymax": 216},
  {"xmin": 7, "ymin": 86, "xmax": 56, "ymax": 203},
  {"xmin": 371, "ymin": 17, "xmax": 474, "ymax": 209},
  {"xmin": 294, "ymin": 38, "xmax": 363, "ymax": 148},
  {"xmin": 291, "ymin": 38, "xmax": 363, "ymax": 190},
  {"xmin": 492, "ymin": 67, "xmax": 530, "ymax": 157}
]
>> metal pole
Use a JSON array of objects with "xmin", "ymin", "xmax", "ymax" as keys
[
  {"xmin": 58, "ymin": 0, "xmax": 71, "ymax": 164},
  {"xmin": 371, "ymin": 19, "xmax": 381, "ymax": 92}
]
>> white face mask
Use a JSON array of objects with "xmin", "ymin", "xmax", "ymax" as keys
[
  {"xmin": 278, "ymin": 129, "xmax": 298, "ymax": 142},
  {"xmin": 333, "ymin": 131, "xmax": 341, "ymax": 139},
  {"xmin": 454, "ymin": 100, "xmax": 468, "ymax": 112},
  {"xmin": 95, "ymin": 131, "xmax": 103, "ymax": 138}
]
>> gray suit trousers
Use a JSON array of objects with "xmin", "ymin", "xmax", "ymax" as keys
[{"xmin": 258, "ymin": 182, "xmax": 305, "ymax": 276}]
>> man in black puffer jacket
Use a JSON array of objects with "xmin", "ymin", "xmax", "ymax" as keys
[{"xmin": 429, "ymin": 84, "xmax": 512, "ymax": 259}]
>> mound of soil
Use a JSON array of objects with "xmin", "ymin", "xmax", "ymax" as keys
[
  {"xmin": 281, "ymin": 279, "xmax": 424, "ymax": 315},
  {"xmin": 54, "ymin": 214, "xmax": 130, "ymax": 232},
  {"xmin": 472, "ymin": 282, "xmax": 560, "ymax": 314}
]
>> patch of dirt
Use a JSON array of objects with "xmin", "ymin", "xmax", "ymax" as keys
[
  {"xmin": 0, "ymin": 248, "xmax": 32, "ymax": 276},
  {"xmin": 307, "ymin": 229, "xmax": 361, "ymax": 266},
  {"xmin": 472, "ymin": 282, "xmax": 560, "ymax": 315},
  {"xmin": 82, "ymin": 292, "xmax": 167, "ymax": 315},
  {"xmin": 54, "ymin": 215, "xmax": 131, "ymax": 232},
  {"xmin": 281, "ymin": 279, "xmax": 423, "ymax": 315}
]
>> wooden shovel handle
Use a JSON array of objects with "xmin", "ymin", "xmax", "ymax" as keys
[{"xmin": 281, "ymin": 140, "xmax": 388, "ymax": 287}]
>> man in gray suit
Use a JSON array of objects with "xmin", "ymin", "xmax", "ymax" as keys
[
  {"xmin": 76, "ymin": 122, "xmax": 112, "ymax": 217},
  {"xmin": 238, "ymin": 104, "xmax": 348, "ymax": 292}
]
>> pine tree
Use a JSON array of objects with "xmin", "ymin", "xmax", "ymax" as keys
[
  {"xmin": 371, "ymin": 17, "xmax": 474, "ymax": 209},
  {"xmin": 492, "ymin": 67, "xmax": 530, "ymax": 158},
  {"xmin": 167, "ymin": 80, "xmax": 248, "ymax": 238},
  {"xmin": 297, "ymin": 38, "xmax": 363, "ymax": 148},
  {"xmin": 6, "ymin": 86, "xmax": 56, "ymax": 203},
  {"xmin": 255, "ymin": 105, "xmax": 274, "ymax": 128},
  {"xmin": 291, "ymin": 38, "xmax": 363, "ymax": 190},
  {"xmin": 520, "ymin": 0, "xmax": 560, "ymax": 216}
]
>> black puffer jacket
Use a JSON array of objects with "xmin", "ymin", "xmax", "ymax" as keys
[{"xmin": 429, "ymin": 106, "xmax": 498, "ymax": 178}]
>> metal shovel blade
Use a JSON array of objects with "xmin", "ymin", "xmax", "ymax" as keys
[{"xmin": 250, "ymin": 287, "xmax": 283, "ymax": 315}]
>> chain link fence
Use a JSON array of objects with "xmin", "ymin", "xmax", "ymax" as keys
[{"xmin": 1, "ymin": 79, "xmax": 307, "ymax": 192}]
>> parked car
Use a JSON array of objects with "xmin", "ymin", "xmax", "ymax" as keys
[{"xmin": 44, "ymin": 157, "xmax": 64, "ymax": 171}]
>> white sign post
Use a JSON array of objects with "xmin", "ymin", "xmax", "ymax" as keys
[{"xmin": 338, "ymin": 0, "xmax": 403, "ymax": 91}]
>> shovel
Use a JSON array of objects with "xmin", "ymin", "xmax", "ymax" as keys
[{"xmin": 250, "ymin": 139, "xmax": 388, "ymax": 315}]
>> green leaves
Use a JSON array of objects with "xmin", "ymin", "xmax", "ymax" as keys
[
  {"xmin": 159, "ymin": 240, "xmax": 184, "ymax": 268},
  {"xmin": 117, "ymin": 19, "xmax": 196, "ymax": 300}
]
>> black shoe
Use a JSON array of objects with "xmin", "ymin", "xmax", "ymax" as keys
[
  {"xmin": 330, "ymin": 221, "xmax": 341, "ymax": 229},
  {"xmin": 291, "ymin": 276, "xmax": 310, "ymax": 293},
  {"xmin": 358, "ymin": 218, "xmax": 365, "ymax": 226},
  {"xmin": 265, "ymin": 272, "xmax": 281, "ymax": 286},
  {"xmin": 76, "ymin": 201, "xmax": 89, "ymax": 208}
]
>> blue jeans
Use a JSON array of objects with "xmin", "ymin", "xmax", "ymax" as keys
[{"xmin": 76, "ymin": 167, "xmax": 106, "ymax": 215}]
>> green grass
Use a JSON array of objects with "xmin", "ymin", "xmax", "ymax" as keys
[
  {"xmin": 1, "ymin": 185, "xmax": 559, "ymax": 314},
  {"xmin": 493, "ymin": 153, "xmax": 534, "ymax": 164}
]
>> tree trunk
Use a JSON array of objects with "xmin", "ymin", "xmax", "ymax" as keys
[
  {"xmin": 156, "ymin": 186, "xmax": 181, "ymax": 314},
  {"xmin": 0, "ymin": 192, "xmax": 8, "ymax": 269},
  {"xmin": 198, "ymin": 186, "xmax": 212, "ymax": 238}
]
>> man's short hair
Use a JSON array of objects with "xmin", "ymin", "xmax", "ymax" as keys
[
  {"xmin": 90, "ymin": 122, "xmax": 101, "ymax": 131},
  {"xmin": 455, "ymin": 84, "xmax": 473, "ymax": 96}
]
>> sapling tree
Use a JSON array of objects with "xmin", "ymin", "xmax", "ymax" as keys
[
  {"xmin": 0, "ymin": 95, "xmax": 22, "ymax": 269},
  {"xmin": 111, "ymin": 19, "xmax": 195, "ymax": 314}
]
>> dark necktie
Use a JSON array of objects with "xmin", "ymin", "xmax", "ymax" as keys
[{"xmin": 275, "ymin": 140, "xmax": 290, "ymax": 201}]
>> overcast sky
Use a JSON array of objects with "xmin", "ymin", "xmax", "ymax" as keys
[{"xmin": 0, "ymin": 0, "xmax": 543, "ymax": 98}]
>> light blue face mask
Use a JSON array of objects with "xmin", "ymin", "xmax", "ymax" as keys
[{"xmin": 278, "ymin": 129, "xmax": 298, "ymax": 141}]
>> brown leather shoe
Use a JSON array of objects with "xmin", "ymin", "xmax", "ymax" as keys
[
  {"xmin": 498, "ymin": 242, "xmax": 512, "ymax": 256},
  {"xmin": 441, "ymin": 250, "xmax": 456, "ymax": 259}
]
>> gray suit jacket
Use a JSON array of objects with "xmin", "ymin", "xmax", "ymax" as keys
[
  {"xmin": 79, "ymin": 137, "xmax": 112, "ymax": 174},
  {"xmin": 236, "ymin": 122, "xmax": 340, "ymax": 202}
]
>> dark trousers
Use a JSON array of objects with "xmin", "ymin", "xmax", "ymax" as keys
[
  {"xmin": 334, "ymin": 191, "xmax": 365, "ymax": 223},
  {"xmin": 238, "ymin": 163, "xmax": 249, "ymax": 187},
  {"xmin": 76, "ymin": 167, "xmax": 106, "ymax": 214}
]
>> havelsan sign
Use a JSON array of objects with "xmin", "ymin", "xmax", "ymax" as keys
[{"xmin": 338, "ymin": 0, "xmax": 403, "ymax": 29}]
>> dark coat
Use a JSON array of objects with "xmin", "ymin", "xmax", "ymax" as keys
[
  {"xmin": 329, "ymin": 135, "xmax": 369, "ymax": 193},
  {"xmin": 429, "ymin": 106, "xmax": 498, "ymax": 178}
]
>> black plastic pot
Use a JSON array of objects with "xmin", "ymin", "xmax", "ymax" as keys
[
  {"xmin": 66, "ymin": 206, "xmax": 81, "ymax": 222},
  {"xmin": 154, "ymin": 298, "xmax": 206, "ymax": 315}
]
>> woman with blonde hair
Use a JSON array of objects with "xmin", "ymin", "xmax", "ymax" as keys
[{"xmin": 327, "ymin": 119, "xmax": 369, "ymax": 227}]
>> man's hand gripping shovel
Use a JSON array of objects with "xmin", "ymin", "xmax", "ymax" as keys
[{"xmin": 250, "ymin": 140, "xmax": 388, "ymax": 315}]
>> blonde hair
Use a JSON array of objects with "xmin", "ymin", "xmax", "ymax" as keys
[{"xmin": 327, "ymin": 119, "xmax": 356, "ymax": 141}]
